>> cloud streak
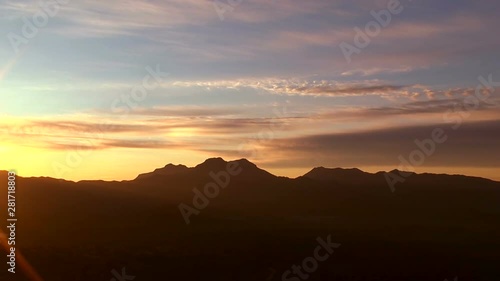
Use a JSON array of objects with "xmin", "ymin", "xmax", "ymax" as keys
[{"xmin": 257, "ymin": 120, "xmax": 500, "ymax": 169}]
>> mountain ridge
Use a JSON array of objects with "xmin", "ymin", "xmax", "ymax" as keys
[
  {"xmin": 3, "ymin": 159, "xmax": 500, "ymax": 281},
  {"xmin": 1, "ymin": 158, "xmax": 498, "ymax": 184}
]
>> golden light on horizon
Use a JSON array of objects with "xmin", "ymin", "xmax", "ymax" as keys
[{"xmin": 166, "ymin": 127, "xmax": 200, "ymax": 138}]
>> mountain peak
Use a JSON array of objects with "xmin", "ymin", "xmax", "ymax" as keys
[
  {"xmin": 303, "ymin": 166, "xmax": 369, "ymax": 182},
  {"xmin": 195, "ymin": 157, "xmax": 227, "ymax": 169},
  {"xmin": 161, "ymin": 163, "xmax": 188, "ymax": 169},
  {"xmin": 135, "ymin": 163, "xmax": 190, "ymax": 180},
  {"xmin": 308, "ymin": 166, "xmax": 364, "ymax": 174},
  {"xmin": 231, "ymin": 158, "xmax": 256, "ymax": 167},
  {"xmin": 191, "ymin": 157, "xmax": 276, "ymax": 181},
  {"xmin": 195, "ymin": 157, "xmax": 257, "ymax": 170},
  {"xmin": 135, "ymin": 158, "xmax": 264, "ymax": 181}
]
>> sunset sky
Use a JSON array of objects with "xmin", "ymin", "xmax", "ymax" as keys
[{"xmin": 0, "ymin": 0, "xmax": 499, "ymax": 181}]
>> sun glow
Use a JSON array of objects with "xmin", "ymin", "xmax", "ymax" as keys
[{"xmin": 166, "ymin": 127, "xmax": 199, "ymax": 138}]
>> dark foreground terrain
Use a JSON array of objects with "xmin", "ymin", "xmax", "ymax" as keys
[{"xmin": 1, "ymin": 158, "xmax": 499, "ymax": 281}]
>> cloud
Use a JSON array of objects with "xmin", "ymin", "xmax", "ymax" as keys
[
  {"xmin": 256, "ymin": 120, "xmax": 500, "ymax": 169},
  {"xmin": 341, "ymin": 67, "xmax": 414, "ymax": 77},
  {"xmin": 0, "ymin": 0, "xmax": 338, "ymax": 38},
  {"xmin": 170, "ymin": 78, "xmax": 412, "ymax": 97},
  {"xmin": 122, "ymin": 106, "xmax": 244, "ymax": 117},
  {"xmin": 361, "ymin": 96, "xmax": 500, "ymax": 116},
  {"xmin": 167, "ymin": 78, "xmax": 500, "ymax": 102},
  {"xmin": 0, "ymin": 112, "xmax": 296, "ymax": 150}
]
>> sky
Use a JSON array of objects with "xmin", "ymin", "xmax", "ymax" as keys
[{"xmin": 0, "ymin": 0, "xmax": 499, "ymax": 181}]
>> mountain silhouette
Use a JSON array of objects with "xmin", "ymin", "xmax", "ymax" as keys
[
  {"xmin": 1, "ymin": 158, "xmax": 499, "ymax": 281},
  {"xmin": 134, "ymin": 158, "xmax": 278, "ymax": 184},
  {"xmin": 135, "ymin": 163, "xmax": 190, "ymax": 180},
  {"xmin": 302, "ymin": 166, "xmax": 382, "ymax": 186}
]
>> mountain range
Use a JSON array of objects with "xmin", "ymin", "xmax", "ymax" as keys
[{"xmin": 1, "ymin": 158, "xmax": 499, "ymax": 281}]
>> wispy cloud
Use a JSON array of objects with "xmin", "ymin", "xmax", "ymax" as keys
[
  {"xmin": 170, "ymin": 78, "xmax": 412, "ymax": 97},
  {"xmin": 1, "ymin": 0, "xmax": 500, "ymax": 181}
]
